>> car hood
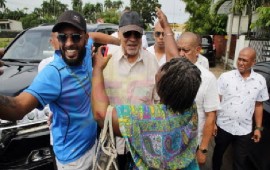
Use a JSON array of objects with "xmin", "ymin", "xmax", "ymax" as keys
[{"xmin": 0, "ymin": 63, "xmax": 37, "ymax": 96}]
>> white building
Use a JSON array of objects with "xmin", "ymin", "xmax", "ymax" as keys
[{"xmin": 0, "ymin": 19, "xmax": 23, "ymax": 31}]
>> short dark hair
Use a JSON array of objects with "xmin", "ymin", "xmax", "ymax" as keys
[{"xmin": 157, "ymin": 57, "xmax": 201, "ymax": 113}]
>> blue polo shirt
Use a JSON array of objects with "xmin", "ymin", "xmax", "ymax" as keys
[{"xmin": 24, "ymin": 39, "xmax": 97, "ymax": 164}]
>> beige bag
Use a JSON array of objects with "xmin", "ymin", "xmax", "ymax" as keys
[{"xmin": 92, "ymin": 106, "xmax": 118, "ymax": 170}]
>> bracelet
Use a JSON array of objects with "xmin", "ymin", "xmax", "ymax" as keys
[
  {"xmin": 255, "ymin": 126, "xmax": 264, "ymax": 131},
  {"xmin": 165, "ymin": 32, "xmax": 174, "ymax": 36}
]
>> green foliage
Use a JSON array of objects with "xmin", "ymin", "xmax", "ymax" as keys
[
  {"xmin": 130, "ymin": 0, "xmax": 161, "ymax": 26},
  {"xmin": 183, "ymin": 0, "xmax": 227, "ymax": 35},
  {"xmin": 250, "ymin": 7, "xmax": 270, "ymax": 29},
  {"xmin": 0, "ymin": 38, "xmax": 13, "ymax": 48},
  {"xmin": 1, "ymin": 0, "xmax": 125, "ymax": 29},
  {"xmin": 100, "ymin": 9, "xmax": 120, "ymax": 24}
]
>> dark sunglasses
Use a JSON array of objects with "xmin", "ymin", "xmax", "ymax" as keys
[
  {"xmin": 57, "ymin": 33, "xmax": 82, "ymax": 43},
  {"xmin": 154, "ymin": 31, "xmax": 164, "ymax": 37},
  {"xmin": 178, "ymin": 47, "xmax": 191, "ymax": 53},
  {"xmin": 123, "ymin": 31, "xmax": 142, "ymax": 39}
]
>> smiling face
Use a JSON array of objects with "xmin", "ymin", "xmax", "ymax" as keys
[
  {"xmin": 57, "ymin": 25, "xmax": 88, "ymax": 66},
  {"xmin": 119, "ymin": 30, "xmax": 142, "ymax": 60},
  {"xmin": 237, "ymin": 47, "xmax": 256, "ymax": 76}
]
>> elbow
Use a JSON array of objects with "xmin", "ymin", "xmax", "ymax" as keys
[{"xmin": 93, "ymin": 110, "xmax": 105, "ymax": 128}]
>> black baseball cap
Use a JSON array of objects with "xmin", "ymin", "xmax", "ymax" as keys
[
  {"xmin": 52, "ymin": 10, "xmax": 86, "ymax": 32},
  {"xmin": 119, "ymin": 11, "xmax": 143, "ymax": 34}
]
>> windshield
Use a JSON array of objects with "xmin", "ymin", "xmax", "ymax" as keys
[{"xmin": 3, "ymin": 29, "xmax": 52, "ymax": 61}]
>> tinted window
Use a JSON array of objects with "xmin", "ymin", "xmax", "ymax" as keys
[
  {"xmin": 202, "ymin": 36, "xmax": 212, "ymax": 45},
  {"xmin": 145, "ymin": 31, "xmax": 154, "ymax": 41}
]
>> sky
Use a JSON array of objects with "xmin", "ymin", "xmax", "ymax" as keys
[{"xmin": 5, "ymin": 0, "xmax": 190, "ymax": 24}]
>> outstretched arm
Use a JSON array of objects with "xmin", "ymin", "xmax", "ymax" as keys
[
  {"xmin": 156, "ymin": 7, "xmax": 179, "ymax": 61},
  {"xmin": 0, "ymin": 92, "xmax": 38, "ymax": 121},
  {"xmin": 91, "ymin": 47, "xmax": 121, "ymax": 136},
  {"xmin": 0, "ymin": 60, "xmax": 3, "ymax": 76},
  {"xmin": 89, "ymin": 32, "xmax": 120, "ymax": 46}
]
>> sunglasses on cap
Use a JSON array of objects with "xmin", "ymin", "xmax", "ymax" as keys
[
  {"xmin": 154, "ymin": 31, "xmax": 164, "ymax": 37},
  {"xmin": 57, "ymin": 33, "xmax": 82, "ymax": 43},
  {"xmin": 123, "ymin": 31, "xmax": 142, "ymax": 39}
]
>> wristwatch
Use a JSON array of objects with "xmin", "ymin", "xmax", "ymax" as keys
[
  {"xmin": 198, "ymin": 147, "xmax": 208, "ymax": 154},
  {"xmin": 255, "ymin": 126, "xmax": 264, "ymax": 131}
]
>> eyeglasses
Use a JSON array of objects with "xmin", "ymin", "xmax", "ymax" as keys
[
  {"xmin": 178, "ymin": 47, "xmax": 191, "ymax": 53},
  {"xmin": 123, "ymin": 31, "xmax": 142, "ymax": 39},
  {"xmin": 57, "ymin": 33, "xmax": 82, "ymax": 43},
  {"xmin": 154, "ymin": 31, "xmax": 164, "ymax": 37}
]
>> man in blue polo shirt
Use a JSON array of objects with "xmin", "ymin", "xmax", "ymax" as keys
[{"xmin": 0, "ymin": 10, "xmax": 96, "ymax": 170}]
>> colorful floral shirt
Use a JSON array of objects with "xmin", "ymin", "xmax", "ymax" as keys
[{"xmin": 116, "ymin": 104, "xmax": 199, "ymax": 170}]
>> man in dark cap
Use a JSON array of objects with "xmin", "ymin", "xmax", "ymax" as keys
[
  {"xmin": 103, "ymin": 11, "xmax": 159, "ymax": 169},
  {"xmin": 0, "ymin": 10, "xmax": 97, "ymax": 170}
]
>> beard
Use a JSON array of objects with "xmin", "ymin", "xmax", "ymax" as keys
[{"xmin": 61, "ymin": 47, "xmax": 86, "ymax": 66}]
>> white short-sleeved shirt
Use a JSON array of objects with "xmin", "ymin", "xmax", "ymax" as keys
[
  {"xmin": 217, "ymin": 69, "xmax": 269, "ymax": 135},
  {"xmin": 195, "ymin": 63, "xmax": 220, "ymax": 143},
  {"xmin": 197, "ymin": 54, "xmax": 209, "ymax": 70},
  {"xmin": 38, "ymin": 56, "xmax": 54, "ymax": 72},
  {"xmin": 146, "ymin": 45, "xmax": 166, "ymax": 66}
]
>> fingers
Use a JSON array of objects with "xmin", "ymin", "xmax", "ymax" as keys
[{"xmin": 251, "ymin": 135, "xmax": 261, "ymax": 143}]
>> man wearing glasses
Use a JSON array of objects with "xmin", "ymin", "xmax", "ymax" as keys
[
  {"xmin": 0, "ymin": 10, "xmax": 98, "ymax": 170},
  {"xmin": 104, "ymin": 11, "xmax": 159, "ymax": 169},
  {"xmin": 176, "ymin": 32, "xmax": 220, "ymax": 170},
  {"xmin": 147, "ymin": 21, "xmax": 166, "ymax": 66}
]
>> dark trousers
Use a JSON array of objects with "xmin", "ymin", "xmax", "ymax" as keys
[
  {"xmin": 118, "ymin": 152, "xmax": 132, "ymax": 170},
  {"xmin": 212, "ymin": 126, "xmax": 252, "ymax": 170}
]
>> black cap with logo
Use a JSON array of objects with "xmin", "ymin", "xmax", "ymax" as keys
[{"xmin": 52, "ymin": 10, "xmax": 86, "ymax": 32}]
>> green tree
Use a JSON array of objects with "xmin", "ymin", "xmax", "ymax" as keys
[
  {"xmin": 72, "ymin": 0, "xmax": 83, "ymax": 13},
  {"xmin": 130, "ymin": 0, "xmax": 161, "ymax": 26},
  {"xmin": 104, "ymin": 0, "xmax": 113, "ymax": 10},
  {"xmin": 183, "ymin": 0, "xmax": 227, "ymax": 35},
  {"xmin": 251, "ymin": 7, "xmax": 270, "ymax": 29},
  {"xmin": 100, "ymin": 8, "xmax": 120, "ymax": 24},
  {"xmin": 0, "ymin": 0, "xmax": 6, "ymax": 8}
]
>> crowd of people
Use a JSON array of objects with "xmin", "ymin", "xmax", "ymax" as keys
[{"xmin": 0, "ymin": 7, "xmax": 269, "ymax": 170}]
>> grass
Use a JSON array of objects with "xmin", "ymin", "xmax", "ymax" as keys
[{"xmin": 0, "ymin": 38, "xmax": 14, "ymax": 48}]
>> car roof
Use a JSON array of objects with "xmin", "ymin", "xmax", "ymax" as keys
[{"xmin": 28, "ymin": 23, "xmax": 118, "ymax": 32}]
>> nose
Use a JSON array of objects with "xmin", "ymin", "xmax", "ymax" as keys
[
  {"xmin": 65, "ymin": 36, "xmax": 74, "ymax": 46},
  {"xmin": 179, "ymin": 50, "xmax": 185, "ymax": 57}
]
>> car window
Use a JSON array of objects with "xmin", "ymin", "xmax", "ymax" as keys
[
  {"xmin": 145, "ymin": 32, "xmax": 154, "ymax": 42},
  {"xmin": 4, "ymin": 29, "xmax": 51, "ymax": 61},
  {"xmin": 202, "ymin": 37, "xmax": 212, "ymax": 45}
]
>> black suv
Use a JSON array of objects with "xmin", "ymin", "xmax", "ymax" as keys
[
  {"xmin": 0, "ymin": 23, "xmax": 117, "ymax": 169},
  {"xmin": 247, "ymin": 61, "xmax": 270, "ymax": 170},
  {"xmin": 200, "ymin": 35, "xmax": 216, "ymax": 67}
]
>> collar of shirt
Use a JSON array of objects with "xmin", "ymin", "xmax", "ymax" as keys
[
  {"xmin": 116, "ymin": 46, "xmax": 144, "ymax": 65},
  {"xmin": 236, "ymin": 69, "xmax": 256, "ymax": 81}
]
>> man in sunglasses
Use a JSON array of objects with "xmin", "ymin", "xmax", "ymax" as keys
[
  {"xmin": 146, "ymin": 21, "xmax": 166, "ymax": 66},
  {"xmin": 0, "ymin": 10, "xmax": 98, "ymax": 170},
  {"xmin": 103, "ymin": 11, "xmax": 159, "ymax": 169},
  {"xmin": 175, "ymin": 32, "xmax": 220, "ymax": 169}
]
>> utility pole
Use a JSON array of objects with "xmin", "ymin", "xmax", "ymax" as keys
[{"xmin": 224, "ymin": 0, "xmax": 235, "ymax": 70}]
